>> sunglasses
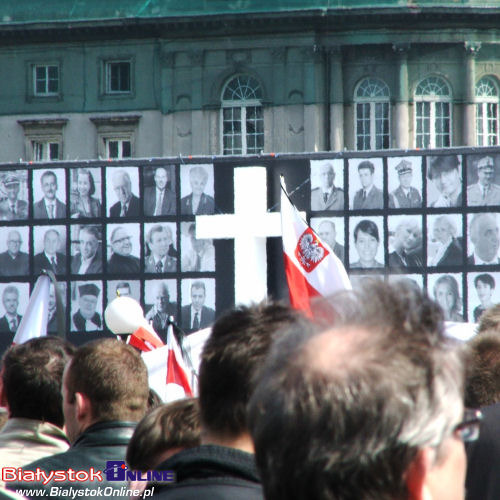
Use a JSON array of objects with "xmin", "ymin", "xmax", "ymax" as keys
[{"xmin": 453, "ymin": 408, "xmax": 482, "ymax": 442}]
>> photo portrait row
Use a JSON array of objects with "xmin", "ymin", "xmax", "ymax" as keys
[
  {"xmin": 0, "ymin": 221, "xmax": 216, "ymax": 278},
  {"xmin": 310, "ymin": 153, "xmax": 500, "ymax": 211},
  {"xmin": 0, "ymin": 163, "xmax": 216, "ymax": 221}
]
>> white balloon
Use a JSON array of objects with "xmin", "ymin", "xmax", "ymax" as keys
[{"xmin": 104, "ymin": 296, "xmax": 151, "ymax": 335}]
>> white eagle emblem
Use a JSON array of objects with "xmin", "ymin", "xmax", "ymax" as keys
[{"xmin": 297, "ymin": 232, "xmax": 325, "ymax": 269}]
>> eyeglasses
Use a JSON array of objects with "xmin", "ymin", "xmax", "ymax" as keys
[{"xmin": 453, "ymin": 408, "xmax": 482, "ymax": 442}]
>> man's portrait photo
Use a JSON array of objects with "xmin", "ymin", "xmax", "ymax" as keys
[
  {"xmin": 106, "ymin": 280, "xmax": 141, "ymax": 303},
  {"xmin": 467, "ymin": 272, "xmax": 500, "ymax": 323},
  {"xmin": 47, "ymin": 282, "xmax": 67, "ymax": 334},
  {"xmin": 70, "ymin": 225, "xmax": 103, "ymax": 275},
  {"xmin": 426, "ymin": 154, "xmax": 463, "ymax": 208},
  {"xmin": 466, "ymin": 154, "xmax": 500, "ymax": 206},
  {"xmin": 0, "ymin": 170, "xmax": 29, "ymax": 220},
  {"xmin": 0, "ymin": 283, "xmax": 29, "ymax": 334},
  {"xmin": 106, "ymin": 167, "xmax": 140, "ymax": 217},
  {"xmin": 106, "ymin": 223, "xmax": 141, "ymax": 274},
  {"xmin": 310, "ymin": 159, "xmax": 344, "ymax": 211},
  {"xmin": 33, "ymin": 169, "xmax": 67, "ymax": 219},
  {"xmin": 71, "ymin": 281, "xmax": 103, "ymax": 332},
  {"xmin": 144, "ymin": 279, "xmax": 178, "ymax": 342},
  {"xmin": 180, "ymin": 164, "xmax": 215, "ymax": 215},
  {"xmin": 348, "ymin": 216, "xmax": 385, "ymax": 269},
  {"xmin": 427, "ymin": 214, "xmax": 463, "ymax": 267},
  {"xmin": 143, "ymin": 165, "xmax": 176, "ymax": 216},
  {"xmin": 467, "ymin": 212, "xmax": 500, "ymax": 265},
  {"xmin": 33, "ymin": 226, "xmax": 67, "ymax": 276},
  {"xmin": 69, "ymin": 167, "xmax": 102, "ymax": 218},
  {"xmin": 387, "ymin": 215, "xmax": 423, "ymax": 268},
  {"xmin": 0, "ymin": 227, "xmax": 30, "ymax": 277},
  {"xmin": 387, "ymin": 156, "xmax": 422, "ymax": 209},
  {"xmin": 180, "ymin": 278, "xmax": 215, "ymax": 334},
  {"xmin": 181, "ymin": 222, "xmax": 215, "ymax": 272},
  {"xmin": 349, "ymin": 158, "xmax": 384, "ymax": 210},
  {"xmin": 144, "ymin": 223, "xmax": 178, "ymax": 274},
  {"xmin": 310, "ymin": 217, "xmax": 345, "ymax": 265}
]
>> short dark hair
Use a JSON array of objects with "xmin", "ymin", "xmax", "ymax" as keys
[
  {"xmin": 357, "ymin": 160, "xmax": 374, "ymax": 174},
  {"xmin": 191, "ymin": 280, "xmax": 206, "ymax": 294},
  {"xmin": 126, "ymin": 398, "xmax": 201, "ymax": 471},
  {"xmin": 199, "ymin": 301, "xmax": 303, "ymax": 438},
  {"xmin": 248, "ymin": 281, "xmax": 465, "ymax": 500},
  {"xmin": 1, "ymin": 337, "xmax": 75, "ymax": 427},
  {"xmin": 427, "ymin": 155, "xmax": 460, "ymax": 179},
  {"xmin": 474, "ymin": 273, "xmax": 495, "ymax": 289},
  {"xmin": 65, "ymin": 339, "xmax": 148, "ymax": 423},
  {"xmin": 354, "ymin": 219, "xmax": 380, "ymax": 242},
  {"xmin": 41, "ymin": 170, "xmax": 57, "ymax": 184}
]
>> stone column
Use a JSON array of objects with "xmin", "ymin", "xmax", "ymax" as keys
[
  {"xmin": 329, "ymin": 46, "xmax": 344, "ymax": 152},
  {"xmin": 463, "ymin": 42, "xmax": 481, "ymax": 146},
  {"xmin": 392, "ymin": 43, "xmax": 410, "ymax": 149}
]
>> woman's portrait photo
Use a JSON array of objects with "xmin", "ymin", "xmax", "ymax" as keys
[
  {"xmin": 427, "ymin": 214, "xmax": 463, "ymax": 267},
  {"xmin": 349, "ymin": 217, "xmax": 384, "ymax": 269},
  {"xmin": 428, "ymin": 273, "xmax": 464, "ymax": 322},
  {"xmin": 70, "ymin": 167, "xmax": 102, "ymax": 218}
]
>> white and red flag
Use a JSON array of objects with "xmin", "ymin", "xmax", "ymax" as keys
[{"xmin": 280, "ymin": 177, "xmax": 351, "ymax": 317}]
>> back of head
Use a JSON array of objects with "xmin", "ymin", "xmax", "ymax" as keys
[
  {"xmin": 248, "ymin": 280, "xmax": 465, "ymax": 500},
  {"xmin": 2, "ymin": 337, "xmax": 75, "ymax": 428},
  {"xmin": 199, "ymin": 301, "xmax": 303, "ymax": 439},
  {"xmin": 477, "ymin": 302, "xmax": 500, "ymax": 333},
  {"xmin": 65, "ymin": 338, "xmax": 148, "ymax": 423}
]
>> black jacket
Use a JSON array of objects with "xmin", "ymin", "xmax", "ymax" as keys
[
  {"xmin": 151, "ymin": 444, "xmax": 263, "ymax": 499},
  {"xmin": 8, "ymin": 421, "xmax": 136, "ymax": 499}
]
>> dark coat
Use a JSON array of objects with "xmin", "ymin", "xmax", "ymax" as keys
[
  {"xmin": 33, "ymin": 198, "xmax": 66, "ymax": 219},
  {"xmin": 71, "ymin": 252, "xmax": 103, "ymax": 274},
  {"xmin": 0, "ymin": 251, "xmax": 29, "ymax": 276},
  {"xmin": 33, "ymin": 252, "xmax": 67, "ymax": 275},
  {"xmin": 353, "ymin": 186, "xmax": 383, "ymax": 210},
  {"xmin": 107, "ymin": 253, "xmax": 141, "ymax": 274},
  {"xmin": 72, "ymin": 310, "xmax": 102, "ymax": 331},
  {"xmin": 0, "ymin": 314, "xmax": 22, "ymax": 332},
  {"xmin": 388, "ymin": 250, "xmax": 423, "ymax": 268},
  {"xmin": 151, "ymin": 445, "xmax": 263, "ymax": 499},
  {"xmin": 181, "ymin": 305, "xmax": 215, "ymax": 333},
  {"xmin": 388, "ymin": 186, "xmax": 422, "ymax": 208},
  {"xmin": 144, "ymin": 186, "xmax": 176, "ymax": 216},
  {"xmin": 109, "ymin": 195, "xmax": 141, "ymax": 217},
  {"xmin": 180, "ymin": 193, "xmax": 215, "ymax": 215},
  {"xmin": 434, "ymin": 238, "xmax": 463, "ymax": 267}
]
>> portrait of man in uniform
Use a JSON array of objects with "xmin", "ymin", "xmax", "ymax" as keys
[
  {"xmin": 388, "ymin": 158, "xmax": 422, "ymax": 209},
  {"xmin": 310, "ymin": 160, "xmax": 344, "ymax": 211},
  {"xmin": 0, "ymin": 171, "xmax": 29, "ymax": 220},
  {"xmin": 466, "ymin": 155, "xmax": 500, "ymax": 206}
]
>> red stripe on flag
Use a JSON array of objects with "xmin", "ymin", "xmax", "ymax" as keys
[{"xmin": 167, "ymin": 348, "xmax": 193, "ymax": 397}]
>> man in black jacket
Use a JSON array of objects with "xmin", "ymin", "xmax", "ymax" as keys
[{"xmin": 7, "ymin": 339, "xmax": 149, "ymax": 498}]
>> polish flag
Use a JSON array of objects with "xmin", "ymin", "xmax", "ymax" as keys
[
  {"xmin": 128, "ymin": 325, "xmax": 164, "ymax": 352},
  {"xmin": 281, "ymin": 177, "xmax": 351, "ymax": 317}
]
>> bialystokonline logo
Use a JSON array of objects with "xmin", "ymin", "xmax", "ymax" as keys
[{"xmin": 2, "ymin": 461, "xmax": 175, "ymax": 485}]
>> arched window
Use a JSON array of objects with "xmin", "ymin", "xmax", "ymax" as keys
[
  {"xmin": 354, "ymin": 78, "xmax": 390, "ymax": 150},
  {"xmin": 221, "ymin": 75, "xmax": 264, "ymax": 155},
  {"xmin": 476, "ymin": 76, "xmax": 499, "ymax": 146},
  {"xmin": 414, "ymin": 76, "xmax": 452, "ymax": 149}
]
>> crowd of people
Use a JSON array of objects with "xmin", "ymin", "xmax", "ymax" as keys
[{"xmin": 0, "ymin": 279, "xmax": 498, "ymax": 500}]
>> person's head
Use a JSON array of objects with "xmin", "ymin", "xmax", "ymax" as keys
[
  {"xmin": 63, "ymin": 339, "xmax": 148, "ymax": 442},
  {"xmin": 317, "ymin": 220, "xmax": 336, "ymax": 249},
  {"xmin": 354, "ymin": 219, "xmax": 380, "ymax": 264},
  {"xmin": 396, "ymin": 159, "xmax": 413, "ymax": 189},
  {"xmin": 469, "ymin": 213, "xmax": 500, "ymax": 262},
  {"xmin": 393, "ymin": 219, "xmax": 422, "ymax": 253},
  {"xmin": 433, "ymin": 216, "xmax": 457, "ymax": 244},
  {"xmin": 78, "ymin": 226, "xmax": 100, "ymax": 260},
  {"xmin": 154, "ymin": 168, "xmax": 168, "ymax": 190},
  {"xmin": 433, "ymin": 275, "xmax": 460, "ymax": 317},
  {"xmin": 464, "ymin": 330, "xmax": 500, "ymax": 408},
  {"xmin": 76, "ymin": 168, "xmax": 96, "ymax": 198},
  {"xmin": 477, "ymin": 302, "xmax": 500, "ymax": 333},
  {"xmin": 1, "ymin": 337, "xmax": 75, "ymax": 427},
  {"xmin": 248, "ymin": 280, "xmax": 467, "ymax": 500},
  {"xmin": 199, "ymin": 301, "xmax": 303, "ymax": 440},
  {"xmin": 126, "ymin": 399, "xmax": 201, "ymax": 471},
  {"xmin": 6, "ymin": 230, "xmax": 22, "ymax": 257},
  {"xmin": 40, "ymin": 171, "xmax": 58, "ymax": 201},
  {"xmin": 147, "ymin": 225, "xmax": 172, "ymax": 259},
  {"xmin": 78, "ymin": 284, "xmax": 100, "ymax": 320},
  {"xmin": 153, "ymin": 282, "xmax": 170, "ymax": 313},
  {"xmin": 43, "ymin": 229, "xmax": 61, "ymax": 255},
  {"xmin": 3, "ymin": 174, "xmax": 20, "ymax": 201},
  {"xmin": 476, "ymin": 156, "xmax": 495, "ymax": 187},
  {"xmin": 112, "ymin": 170, "xmax": 132, "ymax": 204},
  {"xmin": 2, "ymin": 286, "xmax": 19, "ymax": 315},
  {"xmin": 110, "ymin": 226, "xmax": 133, "ymax": 257},
  {"xmin": 188, "ymin": 166, "xmax": 208, "ymax": 196},
  {"xmin": 474, "ymin": 273, "xmax": 495, "ymax": 306},
  {"xmin": 319, "ymin": 163, "xmax": 335, "ymax": 191},
  {"xmin": 428, "ymin": 155, "xmax": 461, "ymax": 197},
  {"xmin": 357, "ymin": 160, "xmax": 375, "ymax": 189},
  {"xmin": 115, "ymin": 282, "xmax": 131, "ymax": 297},
  {"xmin": 190, "ymin": 281, "xmax": 206, "ymax": 311}
]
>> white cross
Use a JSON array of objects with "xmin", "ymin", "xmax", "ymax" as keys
[{"xmin": 196, "ymin": 166, "xmax": 282, "ymax": 305}]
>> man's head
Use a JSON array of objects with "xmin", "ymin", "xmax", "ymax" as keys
[
  {"xmin": 478, "ymin": 302, "xmax": 500, "ymax": 333},
  {"xmin": 395, "ymin": 159, "xmax": 413, "ymax": 189},
  {"xmin": 1, "ymin": 337, "xmax": 75, "ymax": 427},
  {"xmin": 112, "ymin": 170, "xmax": 133, "ymax": 205},
  {"xmin": 78, "ymin": 226, "xmax": 100, "ymax": 260},
  {"xmin": 116, "ymin": 282, "xmax": 131, "ymax": 297},
  {"xmin": 154, "ymin": 281, "xmax": 170, "ymax": 313},
  {"xmin": 147, "ymin": 225, "xmax": 172, "ymax": 259},
  {"xmin": 110, "ymin": 227, "xmax": 133, "ymax": 257},
  {"xmin": 154, "ymin": 168, "xmax": 168, "ymax": 190},
  {"xmin": 428, "ymin": 155, "xmax": 461, "ymax": 197},
  {"xmin": 476, "ymin": 156, "xmax": 495, "ymax": 187},
  {"xmin": 78, "ymin": 284, "xmax": 100, "ymax": 320},
  {"xmin": 40, "ymin": 171, "xmax": 58, "ymax": 201},
  {"xmin": 3, "ymin": 174, "xmax": 20, "ymax": 201},
  {"xmin": 433, "ymin": 216, "xmax": 457, "ymax": 244},
  {"xmin": 62, "ymin": 339, "xmax": 148, "ymax": 442},
  {"xmin": 319, "ymin": 163, "xmax": 335, "ymax": 191},
  {"xmin": 43, "ymin": 229, "xmax": 61, "ymax": 256},
  {"xmin": 393, "ymin": 219, "xmax": 422, "ymax": 253},
  {"xmin": 357, "ymin": 160, "xmax": 375, "ymax": 189},
  {"xmin": 470, "ymin": 213, "xmax": 500, "ymax": 262},
  {"xmin": 317, "ymin": 220, "xmax": 337, "ymax": 249},
  {"xmin": 474, "ymin": 273, "xmax": 495, "ymax": 306},
  {"xmin": 190, "ymin": 281, "xmax": 206, "ymax": 311},
  {"xmin": 248, "ymin": 281, "xmax": 467, "ymax": 500},
  {"xmin": 188, "ymin": 223, "xmax": 209, "ymax": 253},
  {"xmin": 2, "ymin": 286, "xmax": 19, "ymax": 315},
  {"xmin": 6, "ymin": 230, "xmax": 22, "ymax": 257},
  {"xmin": 189, "ymin": 166, "xmax": 208, "ymax": 197}
]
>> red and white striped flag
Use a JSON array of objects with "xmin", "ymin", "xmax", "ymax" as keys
[{"xmin": 281, "ymin": 177, "xmax": 351, "ymax": 317}]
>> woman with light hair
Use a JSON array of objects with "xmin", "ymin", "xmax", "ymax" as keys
[
  {"xmin": 180, "ymin": 166, "xmax": 215, "ymax": 215},
  {"xmin": 428, "ymin": 215, "xmax": 463, "ymax": 267},
  {"xmin": 433, "ymin": 274, "xmax": 464, "ymax": 322}
]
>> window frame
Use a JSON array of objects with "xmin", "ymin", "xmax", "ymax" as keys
[
  {"xmin": 100, "ymin": 57, "xmax": 135, "ymax": 98},
  {"xmin": 26, "ymin": 60, "xmax": 62, "ymax": 102},
  {"xmin": 90, "ymin": 115, "xmax": 141, "ymax": 160},
  {"xmin": 475, "ymin": 75, "xmax": 499, "ymax": 146},
  {"xmin": 17, "ymin": 118, "xmax": 67, "ymax": 162}
]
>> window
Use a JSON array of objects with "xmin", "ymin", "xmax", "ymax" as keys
[
  {"xmin": 105, "ymin": 138, "xmax": 131, "ymax": 159},
  {"xmin": 106, "ymin": 61, "xmax": 131, "ymax": 94},
  {"xmin": 415, "ymin": 76, "xmax": 452, "ymax": 149},
  {"xmin": 32, "ymin": 140, "xmax": 60, "ymax": 161},
  {"xmin": 354, "ymin": 78, "xmax": 390, "ymax": 150},
  {"xmin": 476, "ymin": 76, "xmax": 499, "ymax": 146},
  {"xmin": 34, "ymin": 64, "xmax": 59, "ymax": 96},
  {"xmin": 90, "ymin": 115, "xmax": 140, "ymax": 159},
  {"xmin": 18, "ymin": 119, "xmax": 66, "ymax": 162},
  {"xmin": 221, "ymin": 75, "xmax": 264, "ymax": 155}
]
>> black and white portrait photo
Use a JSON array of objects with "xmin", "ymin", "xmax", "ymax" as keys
[
  {"xmin": 0, "ymin": 170, "xmax": 29, "ymax": 220},
  {"xmin": 180, "ymin": 221, "xmax": 215, "ymax": 272},
  {"xmin": 144, "ymin": 279, "xmax": 178, "ymax": 341},
  {"xmin": 180, "ymin": 164, "xmax": 215, "ymax": 215},
  {"xmin": 467, "ymin": 272, "xmax": 500, "ymax": 323},
  {"xmin": 180, "ymin": 278, "xmax": 215, "ymax": 334},
  {"xmin": 33, "ymin": 225, "xmax": 67, "ymax": 276},
  {"xmin": 310, "ymin": 217, "xmax": 345, "ymax": 265},
  {"xmin": 70, "ymin": 225, "xmax": 103, "ymax": 275},
  {"xmin": 144, "ymin": 222, "xmax": 178, "ymax": 274},
  {"xmin": 466, "ymin": 153, "xmax": 500, "ymax": 207},
  {"xmin": 427, "ymin": 214, "xmax": 463, "ymax": 267},
  {"xmin": 467, "ymin": 212, "xmax": 500, "ymax": 265},
  {"xmin": 387, "ymin": 274, "xmax": 424, "ymax": 291},
  {"xmin": 47, "ymin": 282, "xmax": 67, "ymax": 334},
  {"xmin": 106, "ymin": 167, "xmax": 140, "ymax": 217},
  {"xmin": 427, "ymin": 273, "xmax": 464, "ymax": 322},
  {"xmin": 107, "ymin": 279, "xmax": 141, "ymax": 303},
  {"xmin": 310, "ymin": 159, "xmax": 345, "ymax": 211},
  {"xmin": 106, "ymin": 223, "xmax": 141, "ymax": 274},
  {"xmin": 0, "ymin": 226, "xmax": 30, "ymax": 277},
  {"xmin": 0, "ymin": 282, "xmax": 29, "ymax": 336},
  {"xmin": 349, "ymin": 158, "xmax": 384, "ymax": 210},
  {"xmin": 71, "ymin": 280, "xmax": 103, "ymax": 332},
  {"xmin": 426, "ymin": 154, "xmax": 463, "ymax": 208},
  {"xmin": 33, "ymin": 169, "xmax": 67, "ymax": 219},
  {"xmin": 387, "ymin": 156, "xmax": 422, "ymax": 209},
  {"xmin": 69, "ymin": 167, "xmax": 102, "ymax": 218},
  {"xmin": 387, "ymin": 215, "xmax": 423, "ymax": 269},
  {"xmin": 143, "ymin": 165, "xmax": 176, "ymax": 216},
  {"xmin": 349, "ymin": 216, "xmax": 385, "ymax": 269}
]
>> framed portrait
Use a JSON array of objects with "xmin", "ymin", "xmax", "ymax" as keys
[
  {"xmin": 143, "ymin": 165, "xmax": 177, "ymax": 216},
  {"xmin": 32, "ymin": 168, "xmax": 67, "ymax": 220},
  {"xmin": 144, "ymin": 278, "xmax": 178, "ymax": 337},
  {"xmin": 70, "ymin": 280, "xmax": 104, "ymax": 332},
  {"xmin": 387, "ymin": 156, "xmax": 423, "ymax": 209},
  {"xmin": 180, "ymin": 163, "xmax": 215, "ymax": 215},
  {"xmin": 0, "ymin": 282, "xmax": 30, "ymax": 331},
  {"xmin": 33, "ymin": 225, "xmax": 67, "ymax": 277},
  {"xmin": 348, "ymin": 215, "xmax": 385, "ymax": 269},
  {"xmin": 466, "ymin": 212, "xmax": 500, "ymax": 266},
  {"xmin": 426, "ymin": 154, "xmax": 463, "ymax": 208},
  {"xmin": 106, "ymin": 223, "xmax": 141, "ymax": 275},
  {"xmin": 310, "ymin": 216, "xmax": 345, "ymax": 265},
  {"xmin": 348, "ymin": 157, "xmax": 384, "ymax": 210},
  {"xmin": 426, "ymin": 213, "xmax": 463, "ymax": 268},
  {"xmin": 387, "ymin": 215, "xmax": 423, "ymax": 269},
  {"xmin": 105, "ymin": 166, "xmax": 140, "ymax": 218},
  {"xmin": 106, "ymin": 279, "xmax": 141, "ymax": 303},
  {"xmin": 467, "ymin": 271, "xmax": 500, "ymax": 323},
  {"xmin": 0, "ymin": 169, "xmax": 29, "ymax": 220},
  {"xmin": 70, "ymin": 224, "xmax": 103, "ymax": 276},
  {"xmin": 180, "ymin": 221, "xmax": 215, "ymax": 272},
  {"xmin": 69, "ymin": 167, "xmax": 103, "ymax": 219},
  {"xmin": 0, "ymin": 226, "xmax": 30, "ymax": 277},
  {"xmin": 144, "ymin": 222, "xmax": 178, "ymax": 274},
  {"xmin": 180, "ymin": 278, "xmax": 215, "ymax": 333},
  {"xmin": 427, "ymin": 272, "xmax": 464, "ymax": 323},
  {"xmin": 310, "ymin": 158, "xmax": 345, "ymax": 212},
  {"xmin": 465, "ymin": 153, "xmax": 500, "ymax": 207}
]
